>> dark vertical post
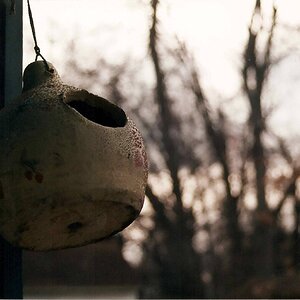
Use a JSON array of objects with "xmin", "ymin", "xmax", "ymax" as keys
[
  {"xmin": 0, "ymin": 0, "xmax": 23, "ymax": 298},
  {"xmin": 0, "ymin": 0, "xmax": 5, "ymax": 109}
]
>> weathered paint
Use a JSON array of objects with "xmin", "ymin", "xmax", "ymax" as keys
[{"xmin": 0, "ymin": 61, "xmax": 148, "ymax": 251}]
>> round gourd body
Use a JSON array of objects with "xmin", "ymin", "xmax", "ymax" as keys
[{"xmin": 0, "ymin": 62, "xmax": 147, "ymax": 250}]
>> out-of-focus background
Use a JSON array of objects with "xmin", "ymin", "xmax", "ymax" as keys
[{"xmin": 22, "ymin": 0, "xmax": 300, "ymax": 298}]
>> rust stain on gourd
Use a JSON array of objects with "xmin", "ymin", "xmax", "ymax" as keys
[
  {"xmin": 24, "ymin": 170, "xmax": 43, "ymax": 183},
  {"xmin": 35, "ymin": 172, "xmax": 44, "ymax": 183}
]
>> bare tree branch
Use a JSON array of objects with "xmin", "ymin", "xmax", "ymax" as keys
[
  {"xmin": 149, "ymin": 0, "xmax": 184, "ymax": 214},
  {"xmin": 172, "ymin": 42, "xmax": 242, "ymax": 258},
  {"xmin": 273, "ymin": 175, "xmax": 297, "ymax": 217},
  {"xmin": 145, "ymin": 185, "xmax": 168, "ymax": 222},
  {"xmin": 243, "ymin": 0, "xmax": 268, "ymax": 211}
]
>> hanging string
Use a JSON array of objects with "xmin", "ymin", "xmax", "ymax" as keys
[{"xmin": 27, "ymin": 0, "xmax": 53, "ymax": 72}]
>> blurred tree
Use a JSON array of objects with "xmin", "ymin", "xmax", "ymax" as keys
[
  {"xmin": 134, "ymin": 0, "xmax": 300, "ymax": 297},
  {"xmin": 136, "ymin": 0, "xmax": 205, "ymax": 298},
  {"xmin": 58, "ymin": 0, "xmax": 300, "ymax": 298}
]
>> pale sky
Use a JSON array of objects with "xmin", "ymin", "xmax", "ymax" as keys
[{"xmin": 23, "ymin": 0, "xmax": 300, "ymax": 139}]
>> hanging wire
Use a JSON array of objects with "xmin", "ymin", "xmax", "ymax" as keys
[{"xmin": 27, "ymin": 0, "xmax": 53, "ymax": 72}]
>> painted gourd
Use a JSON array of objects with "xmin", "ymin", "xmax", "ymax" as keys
[{"xmin": 0, "ymin": 61, "xmax": 148, "ymax": 250}]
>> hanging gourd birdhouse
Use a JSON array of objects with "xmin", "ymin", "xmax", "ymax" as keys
[{"xmin": 0, "ymin": 61, "xmax": 148, "ymax": 251}]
